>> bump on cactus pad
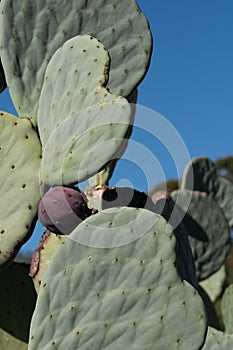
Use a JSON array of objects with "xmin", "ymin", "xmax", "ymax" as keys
[
  {"xmin": 0, "ymin": 112, "xmax": 41, "ymax": 269},
  {"xmin": 0, "ymin": 0, "xmax": 152, "ymax": 125},
  {"xmin": 39, "ymin": 35, "xmax": 132, "ymax": 185},
  {"xmin": 28, "ymin": 208, "xmax": 207, "ymax": 350}
]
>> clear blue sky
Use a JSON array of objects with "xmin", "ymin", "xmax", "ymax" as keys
[
  {"xmin": 137, "ymin": 0, "xmax": 233, "ymax": 161},
  {"xmin": 0, "ymin": 1, "xmax": 233, "ymax": 253}
]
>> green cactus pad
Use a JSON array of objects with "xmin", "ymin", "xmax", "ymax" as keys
[
  {"xmin": 29, "ymin": 231, "xmax": 66, "ymax": 293},
  {"xmin": 39, "ymin": 35, "xmax": 132, "ymax": 185},
  {"xmin": 181, "ymin": 156, "xmax": 233, "ymax": 227},
  {"xmin": 0, "ymin": 0, "xmax": 152, "ymax": 125},
  {"xmin": 202, "ymin": 327, "xmax": 233, "ymax": 349},
  {"xmin": 0, "ymin": 262, "xmax": 37, "ymax": 343},
  {"xmin": 0, "ymin": 328, "xmax": 27, "ymax": 350},
  {"xmin": 171, "ymin": 190, "xmax": 231, "ymax": 281},
  {"xmin": 0, "ymin": 112, "xmax": 41, "ymax": 268},
  {"xmin": 221, "ymin": 284, "xmax": 233, "ymax": 334},
  {"xmin": 199, "ymin": 265, "xmax": 226, "ymax": 303},
  {"xmin": 88, "ymin": 89, "xmax": 138, "ymax": 187},
  {"xmin": 28, "ymin": 208, "xmax": 207, "ymax": 350}
]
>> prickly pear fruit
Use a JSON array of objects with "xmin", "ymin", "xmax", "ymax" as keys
[{"xmin": 38, "ymin": 186, "xmax": 91, "ymax": 234}]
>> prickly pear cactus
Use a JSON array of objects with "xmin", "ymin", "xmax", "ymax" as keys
[
  {"xmin": 39, "ymin": 35, "xmax": 132, "ymax": 185},
  {"xmin": 2, "ymin": 0, "xmax": 232, "ymax": 348},
  {"xmin": 0, "ymin": 112, "xmax": 41, "ymax": 269},
  {"xmin": 171, "ymin": 190, "xmax": 231, "ymax": 281},
  {"xmin": 28, "ymin": 208, "xmax": 207, "ymax": 350},
  {"xmin": 0, "ymin": 0, "xmax": 152, "ymax": 125}
]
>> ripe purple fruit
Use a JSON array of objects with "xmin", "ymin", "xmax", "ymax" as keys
[{"xmin": 38, "ymin": 186, "xmax": 91, "ymax": 234}]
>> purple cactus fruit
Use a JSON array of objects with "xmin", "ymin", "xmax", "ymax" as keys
[{"xmin": 38, "ymin": 186, "xmax": 91, "ymax": 234}]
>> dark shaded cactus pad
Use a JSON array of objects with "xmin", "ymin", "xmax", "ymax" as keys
[
  {"xmin": 38, "ymin": 186, "xmax": 91, "ymax": 234},
  {"xmin": 181, "ymin": 156, "xmax": 233, "ymax": 227},
  {"xmin": 171, "ymin": 190, "xmax": 231, "ymax": 281},
  {"xmin": 0, "ymin": 262, "xmax": 37, "ymax": 343}
]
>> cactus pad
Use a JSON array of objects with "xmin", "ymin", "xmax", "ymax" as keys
[
  {"xmin": 39, "ymin": 35, "xmax": 132, "ymax": 185},
  {"xmin": 202, "ymin": 327, "xmax": 233, "ymax": 349},
  {"xmin": 171, "ymin": 190, "xmax": 231, "ymax": 281},
  {"xmin": 221, "ymin": 284, "xmax": 233, "ymax": 334},
  {"xmin": 0, "ymin": 112, "xmax": 41, "ymax": 268},
  {"xmin": 181, "ymin": 156, "xmax": 233, "ymax": 227},
  {"xmin": 181, "ymin": 156, "xmax": 218, "ymax": 193},
  {"xmin": 88, "ymin": 89, "xmax": 138, "ymax": 187},
  {"xmin": 28, "ymin": 208, "xmax": 207, "ymax": 350},
  {"xmin": 200, "ymin": 265, "xmax": 226, "ymax": 302},
  {"xmin": 0, "ymin": 0, "xmax": 152, "ymax": 125},
  {"xmin": 30, "ymin": 231, "xmax": 66, "ymax": 293},
  {"xmin": 0, "ymin": 262, "xmax": 37, "ymax": 343},
  {"xmin": 0, "ymin": 328, "xmax": 27, "ymax": 350}
]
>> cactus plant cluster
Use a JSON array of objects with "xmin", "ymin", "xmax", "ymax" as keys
[{"xmin": 0, "ymin": 1, "xmax": 233, "ymax": 349}]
